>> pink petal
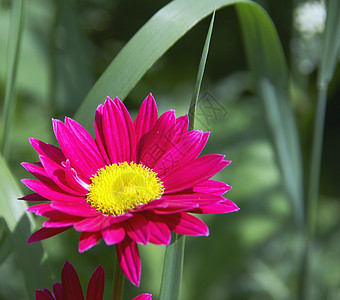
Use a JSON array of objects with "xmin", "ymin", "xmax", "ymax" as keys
[
  {"xmin": 102, "ymin": 97, "xmax": 136, "ymax": 163},
  {"xmin": 40, "ymin": 155, "xmax": 86, "ymax": 196},
  {"xmin": 94, "ymin": 104, "xmax": 112, "ymax": 165},
  {"xmin": 134, "ymin": 93, "xmax": 158, "ymax": 160},
  {"xmin": 190, "ymin": 199, "xmax": 239, "ymax": 214},
  {"xmin": 86, "ymin": 265, "xmax": 105, "ymax": 300},
  {"xmin": 61, "ymin": 261, "xmax": 84, "ymax": 300},
  {"xmin": 153, "ymin": 130, "xmax": 204, "ymax": 175},
  {"xmin": 162, "ymin": 212, "xmax": 209, "ymax": 236},
  {"xmin": 160, "ymin": 193, "xmax": 224, "ymax": 206},
  {"xmin": 192, "ymin": 180, "xmax": 231, "ymax": 195},
  {"xmin": 35, "ymin": 290, "xmax": 54, "ymax": 300},
  {"xmin": 124, "ymin": 214, "xmax": 149, "ymax": 245},
  {"xmin": 51, "ymin": 201, "xmax": 101, "ymax": 217},
  {"xmin": 29, "ymin": 137, "xmax": 65, "ymax": 164},
  {"xmin": 43, "ymin": 217, "xmax": 82, "ymax": 228},
  {"xmin": 64, "ymin": 159, "xmax": 90, "ymax": 193},
  {"xmin": 146, "ymin": 216, "xmax": 171, "ymax": 245},
  {"xmin": 133, "ymin": 294, "xmax": 152, "ymax": 300},
  {"xmin": 53, "ymin": 282, "xmax": 64, "ymax": 300},
  {"xmin": 161, "ymin": 154, "xmax": 230, "ymax": 193},
  {"xmin": 27, "ymin": 227, "xmax": 71, "ymax": 243},
  {"xmin": 102, "ymin": 223, "xmax": 126, "ymax": 245},
  {"xmin": 53, "ymin": 119, "xmax": 104, "ymax": 178},
  {"xmin": 22, "ymin": 179, "xmax": 85, "ymax": 203},
  {"xmin": 27, "ymin": 203, "xmax": 53, "ymax": 215},
  {"xmin": 21, "ymin": 162, "xmax": 51, "ymax": 183},
  {"xmin": 79, "ymin": 231, "xmax": 102, "ymax": 253},
  {"xmin": 74, "ymin": 215, "xmax": 106, "ymax": 232},
  {"xmin": 173, "ymin": 115, "xmax": 189, "ymax": 143},
  {"xmin": 116, "ymin": 238, "xmax": 141, "ymax": 286},
  {"xmin": 139, "ymin": 110, "xmax": 176, "ymax": 167}
]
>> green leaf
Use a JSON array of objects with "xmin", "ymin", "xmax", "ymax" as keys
[
  {"xmin": 74, "ymin": 0, "xmax": 251, "ymax": 130},
  {"xmin": 159, "ymin": 234, "xmax": 185, "ymax": 300},
  {"xmin": 0, "ymin": 0, "xmax": 24, "ymax": 159},
  {"xmin": 236, "ymin": 3, "xmax": 304, "ymax": 231},
  {"xmin": 160, "ymin": 12, "xmax": 215, "ymax": 300},
  {"xmin": 188, "ymin": 10, "xmax": 215, "ymax": 131},
  {"xmin": 318, "ymin": 0, "xmax": 340, "ymax": 88},
  {"xmin": 0, "ymin": 155, "xmax": 52, "ymax": 300}
]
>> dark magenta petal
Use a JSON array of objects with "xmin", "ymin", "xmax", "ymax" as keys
[
  {"xmin": 43, "ymin": 217, "xmax": 82, "ymax": 228},
  {"xmin": 35, "ymin": 290, "xmax": 54, "ymax": 300},
  {"xmin": 22, "ymin": 179, "xmax": 86, "ymax": 203},
  {"xmin": 116, "ymin": 238, "xmax": 141, "ymax": 286},
  {"xmin": 133, "ymin": 294, "xmax": 152, "ymax": 300},
  {"xmin": 28, "ymin": 227, "xmax": 71, "ymax": 243},
  {"xmin": 53, "ymin": 282, "xmax": 64, "ymax": 300},
  {"xmin": 134, "ymin": 93, "xmax": 158, "ymax": 161},
  {"xmin": 139, "ymin": 110, "xmax": 176, "ymax": 167},
  {"xmin": 125, "ymin": 214, "xmax": 149, "ymax": 245},
  {"xmin": 29, "ymin": 137, "xmax": 65, "ymax": 164},
  {"xmin": 61, "ymin": 261, "xmax": 84, "ymax": 300},
  {"xmin": 19, "ymin": 192, "xmax": 47, "ymax": 202},
  {"xmin": 162, "ymin": 212, "xmax": 209, "ymax": 236},
  {"xmin": 51, "ymin": 201, "xmax": 101, "ymax": 217},
  {"xmin": 102, "ymin": 223, "xmax": 125, "ymax": 245},
  {"xmin": 190, "ymin": 199, "xmax": 239, "ymax": 214},
  {"xmin": 102, "ymin": 97, "xmax": 136, "ymax": 163},
  {"xmin": 53, "ymin": 119, "xmax": 105, "ymax": 178},
  {"xmin": 79, "ymin": 231, "xmax": 102, "ymax": 253},
  {"xmin": 86, "ymin": 265, "xmax": 105, "ymax": 300},
  {"xmin": 161, "ymin": 154, "xmax": 230, "ymax": 193}
]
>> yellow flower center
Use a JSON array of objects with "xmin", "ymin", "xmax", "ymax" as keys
[{"xmin": 86, "ymin": 162, "xmax": 164, "ymax": 216}]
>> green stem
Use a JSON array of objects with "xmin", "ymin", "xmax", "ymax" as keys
[
  {"xmin": 159, "ymin": 234, "xmax": 185, "ymax": 300},
  {"xmin": 112, "ymin": 255, "xmax": 125, "ymax": 300}
]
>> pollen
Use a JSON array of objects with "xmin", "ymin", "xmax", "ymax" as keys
[{"xmin": 86, "ymin": 162, "xmax": 164, "ymax": 216}]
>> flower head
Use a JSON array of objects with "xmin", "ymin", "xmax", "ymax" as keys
[
  {"xmin": 35, "ymin": 261, "xmax": 151, "ymax": 300},
  {"xmin": 22, "ymin": 94, "xmax": 239, "ymax": 286}
]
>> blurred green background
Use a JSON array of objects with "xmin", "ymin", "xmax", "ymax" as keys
[{"xmin": 0, "ymin": 0, "xmax": 339, "ymax": 299}]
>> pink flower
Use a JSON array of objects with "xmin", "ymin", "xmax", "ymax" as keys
[
  {"xmin": 21, "ymin": 94, "xmax": 239, "ymax": 286},
  {"xmin": 35, "ymin": 261, "xmax": 105, "ymax": 300},
  {"xmin": 35, "ymin": 261, "xmax": 151, "ymax": 300}
]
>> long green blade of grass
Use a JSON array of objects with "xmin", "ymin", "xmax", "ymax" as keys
[
  {"xmin": 236, "ymin": 3, "xmax": 304, "ymax": 232},
  {"xmin": 0, "ymin": 0, "xmax": 24, "ymax": 159},
  {"xmin": 159, "ymin": 11, "xmax": 215, "ymax": 300},
  {"xmin": 0, "ymin": 155, "xmax": 52, "ymax": 300},
  {"xmin": 308, "ymin": 0, "xmax": 340, "ymax": 238}
]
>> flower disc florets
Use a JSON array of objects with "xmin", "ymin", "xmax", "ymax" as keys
[{"xmin": 86, "ymin": 162, "xmax": 164, "ymax": 216}]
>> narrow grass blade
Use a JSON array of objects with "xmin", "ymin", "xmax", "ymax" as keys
[
  {"xmin": 308, "ymin": 0, "xmax": 340, "ymax": 237},
  {"xmin": 317, "ymin": 0, "xmax": 340, "ymax": 89},
  {"xmin": 0, "ymin": 155, "xmax": 52, "ymax": 300},
  {"xmin": 0, "ymin": 0, "xmax": 24, "ymax": 159},
  {"xmin": 188, "ymin": 10, "xmax": 215, "ymax": 131},
  {"xmin": 159, "ymin": 12, "xmax": 215, "ymax": 300},
  {"xmin": 159, "ymin": 234, "xmax": 185, "ymax": 300},
  {"xmin": 236, "ymin": 3, "xmax": 304, "ymax": 231}
]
